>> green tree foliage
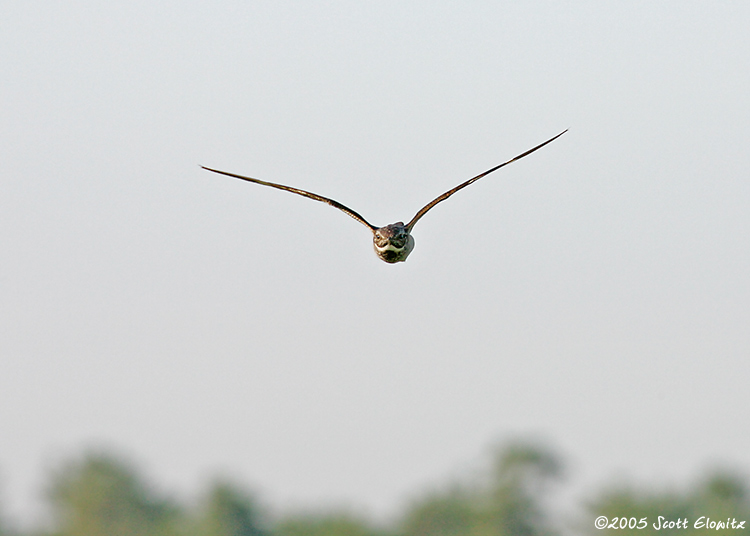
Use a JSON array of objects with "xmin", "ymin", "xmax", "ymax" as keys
[
  {"xmin": 584, "ymin": 469, "xmax": 750, "ymax": 536},
  {"xmin": 273, "ymin": 512, "xmax": 380, "ymax": 536},
  {"xmin": 485, "ymin": 442, "xmax": 561, "ymax": 536},
  {"xmin": 689, "ymin": 471, "xmax": 749, "ymax": 536},
  {"xmin": 192, "ymin": 481, "xmax": 267, "ymax": 536},
  {"xmin": 584, "ymin": 488, "xmax": 687, "ymax": 536},
  {"xmin": 400, "ymin": 442, "xmax": 562, "ymax": 536},
  {"xmin": 46, "ymin": 451, "xmax": 181, "ymax": 536},
  {"xmin": 0, "ymin": 443, "xmax": 746, "ymax": 536},
  {"xmin": 400, "ymin": 488, "xmax": 476, "ymax": 536}
]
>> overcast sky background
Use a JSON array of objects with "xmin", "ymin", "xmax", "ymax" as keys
[{"xmin": 2, "ymin": 0, "xmax": 749, "ymax": 528}]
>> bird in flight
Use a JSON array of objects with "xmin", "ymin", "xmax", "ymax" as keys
[{"xmin": 202, "ymin": 129, "xmax": 566, "ymax": 263}]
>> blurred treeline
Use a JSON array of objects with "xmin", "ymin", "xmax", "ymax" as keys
[{"xmin": 0, "ymin": 442, "xmax": 747, "ymax": 536}]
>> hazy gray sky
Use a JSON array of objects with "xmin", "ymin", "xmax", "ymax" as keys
[{"xmin": 2, "ymin": 0, "xmax": 749, "ymax": 527}]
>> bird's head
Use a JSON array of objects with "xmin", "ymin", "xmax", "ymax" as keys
[{"xmin": 373, "ymin": 222, "xmax": 415, "ymax": 263}]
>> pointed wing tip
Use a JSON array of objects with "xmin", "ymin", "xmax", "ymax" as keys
[{"xmin": 201, "ymin": 165, "xmax": 231, "ymax": 177}]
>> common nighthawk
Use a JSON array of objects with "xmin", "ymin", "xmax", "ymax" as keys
[{"xmin": 202, "ymin": 130, "xmax": 566, "ymax": 263}]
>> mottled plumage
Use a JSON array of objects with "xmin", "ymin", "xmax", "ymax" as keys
[{"xmin": 202, "ymin": 130, "xmax": 566, "ymax": 263}]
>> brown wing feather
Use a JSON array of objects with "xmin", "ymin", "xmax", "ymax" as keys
[
  {"xmin": 406, "ymin": 130, "xmax": 567, "ymax": 231},
  {"xmin": 201, "ymin": 166, "xmax": 377, "ymax": 232}
]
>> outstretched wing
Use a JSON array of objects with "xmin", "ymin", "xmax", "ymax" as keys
[
  {"xmin": 201, "ymin": 166, "xmax": 378, "ymax": 232},
  {"xmin": 406, "ymin": 129, "xmax": 567, "ymax": 231}
]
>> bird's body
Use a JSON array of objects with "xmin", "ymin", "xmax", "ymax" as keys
[
  {"xmin": 373, "ymin": 222, "xmax": 414, "ymax": 263},
  {"xmin": 202, "ymin": 130, "xmax": 566, "ymax": 263}
]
